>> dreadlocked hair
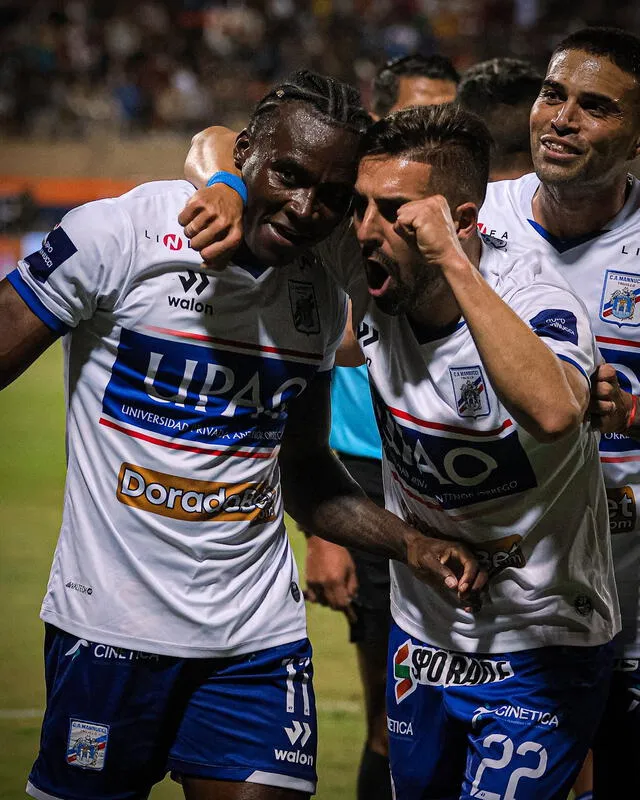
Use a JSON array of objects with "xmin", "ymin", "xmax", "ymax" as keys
[{"xmin": 248, "ymin": 70, "xmax": 371, "ymax": 138}]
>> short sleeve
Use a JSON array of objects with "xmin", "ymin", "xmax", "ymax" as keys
[
  {"xmin": 8, "ymin": 198, "xmax": 134, "ymax": 332},
  {"xmin": 313, "ymin": 219, "xmax": 369, "ymax": 325},
  {"xmin": 507, "ymin": 280, "xmax": 598, "ymax": 385}
]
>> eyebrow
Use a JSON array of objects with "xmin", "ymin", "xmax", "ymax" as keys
[
  {"xmin": 353, "ymin": 189, "xmax": 415, "ymax": 205},
  {"xmin": 543, "ymin": 79, "xmax": 622, "ymax": 110}
]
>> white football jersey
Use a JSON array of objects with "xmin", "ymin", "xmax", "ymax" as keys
[
  {"xmin": 8, "ymin": 180, "xmax": 347, "ymax": 658},
  {"xmin": 481, "ymin": 173, "xmax": 640, "ymax": 657},
  {"xmin": 343, "ymin": 238, "xmax": 619, "ymax": 654}
]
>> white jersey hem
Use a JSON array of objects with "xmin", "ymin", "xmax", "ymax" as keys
[
  {"xmin": 390, "ymin": 600, "xmax": 619, "ymax": 654},
  {"xmin": 41, "ymin": 610, "xmax": 308, "ymax": 659},
  {"xmin": 26, "ymin": 781, "xmax": 65, "ymax": 800}
]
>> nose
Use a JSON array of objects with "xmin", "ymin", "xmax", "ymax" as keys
[
  {"xmin": 551, "ymin": 99, "xmax": 579, "ymax": 134},
  {"xmin": 354, "ymin": 201, "xmax": 383, "ymax": 249},
  {"xmin": 287, "ymin": 188, "xmax": 317, "ymax": 222}
]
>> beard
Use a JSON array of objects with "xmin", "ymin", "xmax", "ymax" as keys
[{"xmin": 366, "ymin": 249, "xmax": 443, "ymax": 316}]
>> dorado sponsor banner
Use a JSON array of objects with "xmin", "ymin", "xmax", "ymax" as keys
[
  {"xmin": 393, "ymin": 640, "xmax": 514, "ymax": 702},
  {"xmin": 116, "ymin": 463, "xmax": 278, "ymax": 523}
]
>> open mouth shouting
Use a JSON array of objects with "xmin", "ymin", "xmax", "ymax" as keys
[{"xmin": 364, "ymin": 253, "xmax": 395, "ymax": 298}]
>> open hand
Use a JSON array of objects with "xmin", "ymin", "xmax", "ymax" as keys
[{"xmin": 304, "ymin": 535, "xmax": 358, "ymax": 623}]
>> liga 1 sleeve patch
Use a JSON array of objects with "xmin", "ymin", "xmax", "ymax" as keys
[
  {"xmin": 25, "ymin": 226, "xmax": 78, "ymax": 282},
  {"xmin": 528, "ymin": 309, "xmax": 578, "ymax": 345}
]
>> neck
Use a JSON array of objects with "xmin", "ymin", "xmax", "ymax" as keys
[
  {"xmin": 532, "ymin": 174, "xmax": 629, "ymax": 240},
  {"xmin": 408, "ymin": 232, "xmax": 481, "ymax": 331}
]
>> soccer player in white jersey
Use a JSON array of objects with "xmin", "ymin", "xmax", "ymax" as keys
[
  {"xmin": 0, "ymin": 72, "xmax": 484, "ymax": 800},
  {"xmin": 477, "ymin": 27, "xmax": 640, "ymax": 798},
  {"xmin": 180, "ymin": 102, "xmax": 620, "ymax": 799}
]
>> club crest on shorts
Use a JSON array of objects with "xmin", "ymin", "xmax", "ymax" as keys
[
  {"xmin": 66, "ymin": 719, "xmax": 109, "ymax": 770},
  {"xmin": 449, "ymin": 365, "xmax": 490, "ymax": 418},
  {"xmin": 600, "ymin": 270, "xmax": 640, "ymax": 327},
  {"xmin": 288, "ymin": 280, "xmax": 320, "ymax": 335}
]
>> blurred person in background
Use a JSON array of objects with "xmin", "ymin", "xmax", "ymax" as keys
[
  {"xmin": 457, "ymin": 57, "xmax": 543, "ymax": 181},
  {"xmin": 478, "ymin": 26, "xmax": 640, "ymax": 799},
  {"xmin": 304, "ymin": 51, "xmax": 459, "ymax": 800},
  {"xmin": 370, "ymin": 53, "xmax": 459, "ymax": 119}
]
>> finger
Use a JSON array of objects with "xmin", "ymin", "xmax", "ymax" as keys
[
  {"xmin": 470, "ymin": 569, "xmax": 489, "ymax": 593},
  {"xmin": 443, "ymin": 548, "xmax": 477, "ymax": 595},
  {"xmin": 178, "ymin": 200, "xmax": 202, "ymax": 227},
  {"xmin": 200, "ymin": 228, "xmax": 242, "ymax": 264},
  {"xmin": 346, "ymin": 570, "xmax": 359, "ymax": 599},
  {"xmin": 325, "ymin": 582, "xmax": 352, "ymax": 612},
  {"xmin": 344, "ymin": 603, "xmax": 358, "ymax": 625},
  {"xmin": 303, "ymin": 587, "xmax": 317, "ymax": 604},
  {"xmin": 417, "ymin": 553, "xmax": 459, "ymax": 590},
  {"xmin": 182, "ymin": 210, "xmax": 217, "ymax": 241}
]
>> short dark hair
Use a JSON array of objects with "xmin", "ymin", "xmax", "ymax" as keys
[
  {"xmin": 359, "ymin": 103, "xmax": 491, "ymax": 207},
  {"xmin": 248, "ymin": 70, "xmax": 371, "ymax": 138},
  {"xmin": 457, "ymin": 58, "xmax": 542, "ymax": 172},
  {"xmin": 372, "ymin": 54, "xmax": 460, "ymax": 117},
  {"xmin": 553, "ymin": 27, "xmax": 640, "ymax": 84}
]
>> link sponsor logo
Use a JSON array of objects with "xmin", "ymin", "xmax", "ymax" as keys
[
  {"xmin": 116, "ymin": 463, "xmax": 277, "ymax": 523},
  {"xmin": 475, "ymin": 534, "xmax": 525, "ymax": 577},
  {"xmin": 607, "ymin": 486, "xmax": 636, "ymax": 533},
  {"xmin": 393, "ymin": 640, "xmax": 514, "ymax": 703}
]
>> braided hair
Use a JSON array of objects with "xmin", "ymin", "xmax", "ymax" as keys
[{"xmin": 247, "ymin": 70, "xmax": 371, "ymax": 138}]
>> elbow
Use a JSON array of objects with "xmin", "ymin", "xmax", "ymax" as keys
[{"xmin": 531, "ymin": 403, "xmax": 584, "ymax": 443}]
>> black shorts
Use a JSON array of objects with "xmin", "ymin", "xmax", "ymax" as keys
[{"xmin": 337, "ymin": 453, "xmax": 391, "ymax": 646}]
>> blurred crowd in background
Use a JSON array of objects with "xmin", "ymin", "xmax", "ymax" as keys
[{"xmin": 3, "ymin": 0, "xmax": 640, "ymax": 138}]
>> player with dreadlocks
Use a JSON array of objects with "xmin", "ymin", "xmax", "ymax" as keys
[{"xmin": 0, "ymin": 70, "xmax": 485, "ymax": 800}]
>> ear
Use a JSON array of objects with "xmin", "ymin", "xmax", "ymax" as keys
[
  {"xmin": 233, "ymin": 129, "xmax": 251, "ymax": 170},
  {"xmin": 631, "ymin": 134, "xmax": 640, "ymax": 162},
  {"xmin": 452, "ymin": 201, "xmax": 479, "ymax": 242}
]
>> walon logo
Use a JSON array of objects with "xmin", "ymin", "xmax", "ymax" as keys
[{"xmin": 168, "ymin": 271, "xmax": 212, "ymax": 315}]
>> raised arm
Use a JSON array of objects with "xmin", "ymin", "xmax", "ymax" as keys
[
  {"xmin": 179, "ymin": 126, "xmax": 243, "ymax": 267},
  {"xmin": 279, "ymin": 372, "xmax": 487, "ymax": 606},
  {"xmin": 396, "ymin": 196, "xmax": 589, "ymax": 443}
]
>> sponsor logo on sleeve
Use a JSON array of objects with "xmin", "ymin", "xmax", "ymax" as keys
[
  {"xmin": 607, "ymin": 486, "xmax": 637, "ymax": 533},
  {"xmin": 25, "ymin": 226, "xmax": 78, "ymax": 282},
  {"xmin": 66, "ymin": 720, "xmax": 109, "ymax": 770},
  {"xmin": 116, "ymin": 463, "xmax": 278, "ymax": 523},
  {"xmin": 289, "ymin": 280, "xmax": 320, "ymax": 335},
  {"xmin": 449, "ymin": 366, "xmax": 490, "ymax": 419},
  {"xmin": 529, "ymin": 309, "xmax": 578, "ymax": 345},
  {"xmin": 393, "ymin": 640, "xmax": 514, "ymax": 703},
  {"xmin": 600, "ymin": 270, "xmax": 640, "ymax": 327}
]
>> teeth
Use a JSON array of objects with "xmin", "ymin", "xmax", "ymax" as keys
[{"xmin": 545, "ymin": 141, "xmax": 574, "ymax": 153}]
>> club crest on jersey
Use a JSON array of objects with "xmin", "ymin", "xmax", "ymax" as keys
[
  {"xmin": 66, "ymin": 720, "xmax": 108, "ymax": 770},
  {"xmin": 449, "ymin": 365, "xmax": 490, "ymax": 418},
  {"xmin": 600, "ymin": 270, "xmax": 640, "ymax": 326},
  {"xmin": 289, "ymin": 280, "xmax": 320, "ymax": 335}
]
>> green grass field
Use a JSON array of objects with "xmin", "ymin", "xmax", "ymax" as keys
[{"xmin": 0, "ymin": 343, "xmax": 365, "ymax": 799}]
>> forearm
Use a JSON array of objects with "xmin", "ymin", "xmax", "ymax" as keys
[
  {"xmin": 184, "ymin": 127, "xmax": 239, "ymax": 189},
  {"xmin": 445, "ymin": 257, "xmax": 585, "ymax": 440},
  {"xmin": 282, "ymin": 450, "xmax": 414, "ymax": 561}
]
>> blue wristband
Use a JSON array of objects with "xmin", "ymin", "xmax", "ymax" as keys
[{"xmin": 206, "ymin": 171, "xmax": 248, "ymax": 205}]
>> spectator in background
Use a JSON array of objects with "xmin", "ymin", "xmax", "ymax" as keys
[
  {"xmin": 457, "ymin": 57, "xmax": 543, "ymax": 180},
  {"xmin": 370, "ymin": 53, "xmax": 459, "ymax": 119}
]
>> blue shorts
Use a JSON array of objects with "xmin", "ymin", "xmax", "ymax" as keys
[
  {"xmin": 386, "ymin": 622, "xmax": 613, "ymax": 800},
  {"xmin": 592, "ymin": 657, "xmax": 640, "ymax": 796},
  {"xmin": 27, "ymin": 625, "xmax": 317, "ymax": 800}
]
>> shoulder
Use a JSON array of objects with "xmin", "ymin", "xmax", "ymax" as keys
[
  {"xmin": 114, "ymin": 179, "xmax": 194, "ymax": 217},
  {"xmin": 482, "ymin": 240, "xmax": 570, "ymax": 296},
  {"xmin": 482, "ymin": 173, "xmax": 537, "ymax": 213}
]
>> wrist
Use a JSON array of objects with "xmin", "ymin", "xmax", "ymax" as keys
[{"xmin": 206, "ymin": 171, "xmax": 247, "ymax": 205}]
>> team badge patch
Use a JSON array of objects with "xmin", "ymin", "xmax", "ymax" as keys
[
  {"xmin": 449, "ymin": 365, "xmax": 490, "ymax": 419},
  {"xmin": 66, "ymin": 719, "xmax": 109, "ymax": 770},
  {"xmin": 288, "ymin": 280, "xmax": 320, "ymax": 335},
  {"xmin": 25, "ymin": 226, "xmax": 78, "ymax": 283},
  {"xmin": 393, "ymin": 641, "xmax": 417, "ymax": 703},
  {"xmin": 600, "ymin": 270, "xmax": 640, "ymax": 327}
]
